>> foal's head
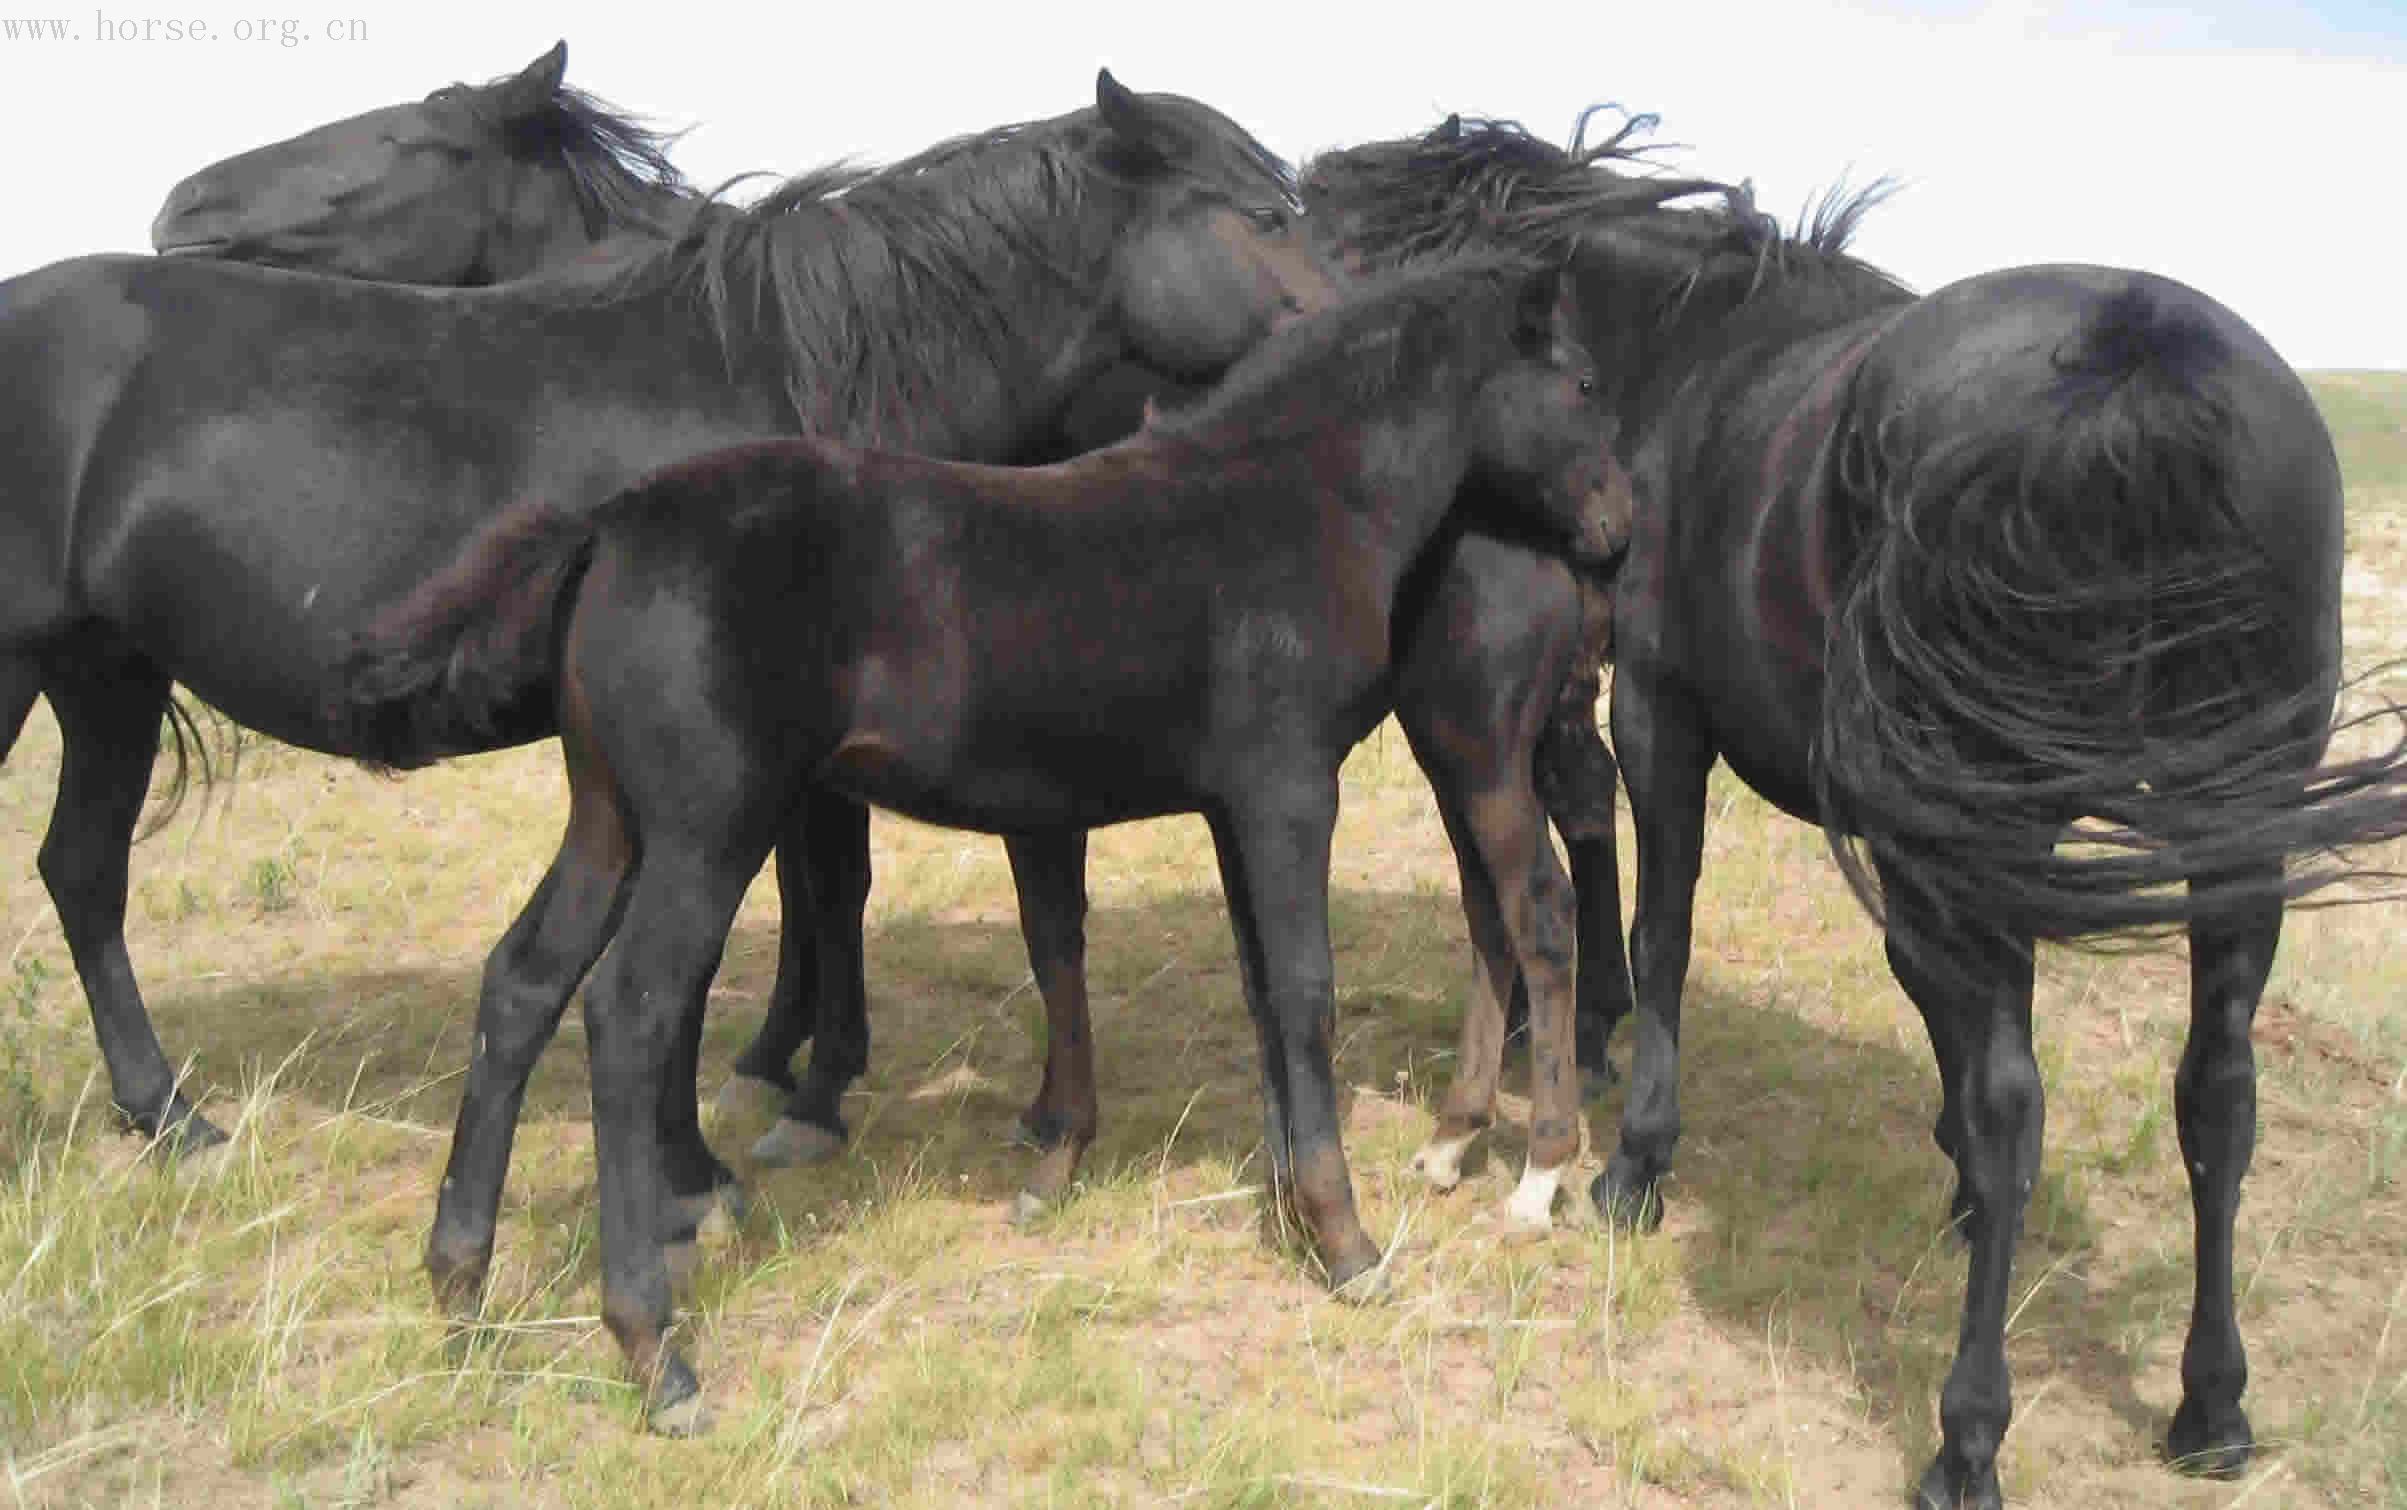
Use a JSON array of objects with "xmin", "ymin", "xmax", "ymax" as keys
[
  {"xmin": 150, "ymin": 41, "xmax": 688, "ymax": 284},
  {"xmin": 1465, "ymin": 264, "xmax": 1634, "ymax": 565}
]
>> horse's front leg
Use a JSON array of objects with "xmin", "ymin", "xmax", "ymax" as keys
[
  {"xmin": 1003, "ymin": 827, "xmax": 1098, "ymax": 1223},
  {"xmin": 1415, "ymin": 773, "xmax": 1581, "ymax": 1229},
  {"xmin": 35, "ymin": 658, "xmax": 225, "ymax": 1153},
  {"xmin": 1210, "ymin": 771, "xmax": 1383, "ymax": 1295},
  {"xmin": 753, "ymin": 792, "xmax": 872, "ymax": 1168},
  {"xmin": 1533, "ymin": 643, "xmax": 1633, "ymax": 1097},
  {"xmin": 1589, "ymin": 665, "xmax": 1713, "ymax": 1228}
]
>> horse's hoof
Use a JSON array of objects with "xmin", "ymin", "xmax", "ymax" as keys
[
  {"xmin": 710, "ymin": 1074, "xmax": 787, "ymax": 1126},
  {"xmin": 645, "ymin": 1354, "xmax": 707, "ymax": 1437},
  {"xmin": 1408, "ymin": 1132, "xmax": 1475, "ymax": 1192},
  {"xmin": 2166, "ymin": 1397, "xmax": 2252, "ymax": 1479},
  {"xmin": 1504, "ymin": 1165, "xmax": 1562, "ymax": 1233},
  {"xmin": 1913, "ymin": 1450, "xmax": 2001, "ymax": 1510},
  {"xmin": 1008, "ymin": 1190, "xmax": 1048, "ymax": 1229},
  {"xmin": 1589, "ymin": 1163, "xmax": 1664, "ymax": 1232},
  {"xmin": 122, "ymin": 1098, "xmax": 227, "ymax": 1155},
  {"xmin": 649, "ymin": 1393, "xmax": 709, "ymax": 1437},
  {"xmin": 425, "ymin": 1243, "xmax": 492, "ymax": 1323},
  {"xmin": 751, "ymin": 1118, "xmax": 844, "ymax": 1168},
  {"xmin": 1327, "ymin": 1251, "xmax": 1392, "ymax": 1306},
  {"xmin": 136, "ymin": 1102, "xmax": 229, "ymax": 1168}
]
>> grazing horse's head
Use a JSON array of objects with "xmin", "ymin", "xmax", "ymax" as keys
[
  {"xmin": 149, "ymin": 41, "xmax": 690, "ymax": 283},
  {"xmin": 1467, "ymin": 264, "xmax": 1635, "ymax": 566}
]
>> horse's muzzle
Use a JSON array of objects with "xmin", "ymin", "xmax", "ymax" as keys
[{"xmin": 1573, "ymin": 471, "xmax": 1637, "ymax": 569}]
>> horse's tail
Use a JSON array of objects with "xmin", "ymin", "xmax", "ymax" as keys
[
  {"xmin": 1815, "ymin": 281, "xmax": 2407, "ymax": 947},
  {"xmin": 330, "ymin": 501, "xmax": 598, "ymax": 770}
]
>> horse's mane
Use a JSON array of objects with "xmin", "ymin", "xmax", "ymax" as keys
[
  {"xmin": 1305, "ymin": 111, "xmax": 1910, "ymax": 318},
  {"xmin": 580, "ymin": 106, "xmax": 1293, "ymax": 439},
  {"xmin": 440, "ymin": 74, "xmax": 698, "ymax": 238},
  {"xmin": 1150, "ymin": 254, "xmax": 1543, "ymax": 443}
]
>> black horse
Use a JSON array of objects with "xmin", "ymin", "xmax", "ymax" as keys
[
  {"xmin": 1306, "ymin": 117, "xmax": 2407, "ymax": 1507},
  {"xmin": 158, "ymin": 48, "xmax": 1642, "ymax": 1221},
  {"xmin": 335, "ymin": 256, "xmax": 1634, "ymax": 1424},
  {"xmin": 0, "ymin": 72, "xmax": 1323, "ymax": 1176}
]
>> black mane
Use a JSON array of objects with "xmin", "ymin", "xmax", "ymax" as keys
[
  {"xmin": 586, "ymin": 109, "xmax": 1292, "ymax": 437},
  {"xmin": 444, "ymin": 74, "xmax": 697, "ymax": 238},
  {"xmin": 1305, "ymin": 113, "xmax": 1910, "ymax": 319}
]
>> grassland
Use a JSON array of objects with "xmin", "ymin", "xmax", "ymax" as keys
[{"xmin": 2, "ymin": 375, "xmax": 2403, "ymax": 1507}]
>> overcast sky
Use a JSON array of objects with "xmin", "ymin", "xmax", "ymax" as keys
[{"xmin": 3, "ymin": 0, "xmax": 2401, "ymax": 367}]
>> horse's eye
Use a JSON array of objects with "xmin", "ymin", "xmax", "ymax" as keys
[
  {"xmin": 1246, "ymin": 206, "xmax": 1288, "ymax": 231},
  {"xmin": 1577, "ymin": 374, "xmax": 1597, "ymax": 396}
]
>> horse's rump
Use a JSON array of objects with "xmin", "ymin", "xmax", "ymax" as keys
[{"xmin": 1814, "ymin": 267, "xmax": 2407, "ymax": 945}]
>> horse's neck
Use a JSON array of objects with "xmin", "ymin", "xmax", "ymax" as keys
[
  {"xmin": 1346, "ymin": 388, "xmax": 1485, "ymax": 591},
  {"xmin": 787, "ymin": 214, "xmax": 1120, "ymax": 462},
  {"xmin": 486, "ymin": 172, "xmax": 693, "ymax": 283}
]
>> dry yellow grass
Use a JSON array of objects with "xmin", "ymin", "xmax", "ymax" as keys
[{"xmin": 3, "ymin": 378, "xmax": 2403, "ymax": 1506}]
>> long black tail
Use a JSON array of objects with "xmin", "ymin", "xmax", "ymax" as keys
[
  {"xmin": 1815, "ymin": 282, "xmax": 2407, "ymax": 946},
  {"xmin": 330, "ymin": 502, "xmax": 599, "ymax": 770}
]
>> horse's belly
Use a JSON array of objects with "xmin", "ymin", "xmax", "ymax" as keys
[{"xmin": 822, "ymin": 738, "xmax": 1190, "ymax": 833}]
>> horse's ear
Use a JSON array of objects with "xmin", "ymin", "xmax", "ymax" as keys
[
  {"xmin": 1514, "ymin": 262, "xmax": 1566, "ymax": 347},
  {"xmin": 1433, "ymin": 113, "xmax": 1463, "ymax": 143},
  {"xmin": 493, "ymin": 41, "xmax": 568, "ymax": 121},
  {"xmin": 1095, "ymin": 68, "xmax": 1182, "ymax": 172}
]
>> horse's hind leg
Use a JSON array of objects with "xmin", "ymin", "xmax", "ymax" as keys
[
  {"xmin": 35, "ymin": 654, "xmax": 219, "ymax": 1150},
  {"xmin": 2164, "ymin": 870, "xmax": 2279, "ymax": 1478},
  {"xmin": 1884, "ymin": 897, "xmax": 1978, "ymax": 1236},
  {"xmin": 1890, "ymin": 915, "xmax": 2040, "ymax": 1510},
  {"xmin": 425, "ymin": 752, "xmax": 633, "ymax": 1315},
  {"xmin": 754, "ymin": 791, "xmax": 871, "ymax": 1169},
  {"xmin": 716, "ymin": 832, "xmax": 818, "ymax": 1121},
  {"xmin": 1004, "ymin": 828, "xmax": 1098, "ymax": 1222},
  {"xmin": 585, "ymin": 834, "xmax": 766, "ymax": 1430}
]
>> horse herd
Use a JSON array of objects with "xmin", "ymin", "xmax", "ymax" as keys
[{"xmin": 9, "ymin": 40, "xmax": 2406, "ymax": 1507}]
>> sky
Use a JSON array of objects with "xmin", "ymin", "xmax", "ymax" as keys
[{"xmin": 2, "ymin": 0, "xmax": 2401, "ymax": 368}]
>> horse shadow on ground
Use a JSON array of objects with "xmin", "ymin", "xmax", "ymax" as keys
[
  {"xmin": 1654, "ymin": 969, "xmax": 2199, "ymax": 1480},
  {"xmin": 126, "ymin": 882, "xmax": 2193, "ymax": 1473}
]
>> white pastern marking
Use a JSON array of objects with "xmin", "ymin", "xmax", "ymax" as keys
[
  {"xmin": 1506, "ymin": 1163, "xmax": 1563, "ymax": 1230},
  {"xmin": 1409, "ymin": 1131, "xmax": 1476, "ymax": 1191}
]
